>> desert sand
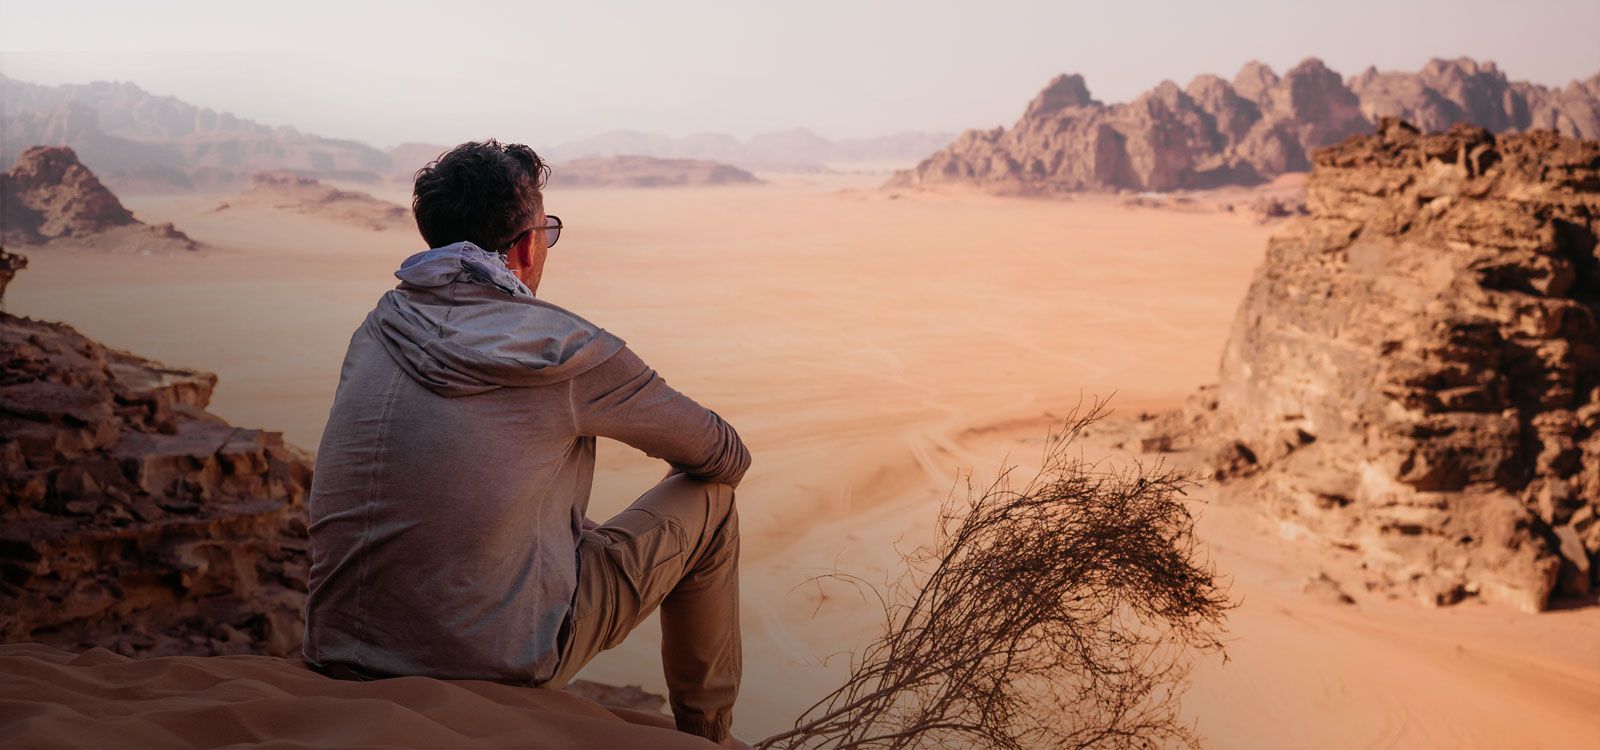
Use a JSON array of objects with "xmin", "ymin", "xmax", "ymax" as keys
[
  {"xmin": 6, "ymin": 174, "xmax": 1599, "ymax": 747},
  {"xmin": 0, "ymin": 643, "xmax": 711, "ymax": 748}
]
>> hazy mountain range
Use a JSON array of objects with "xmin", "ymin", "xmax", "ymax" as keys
[
  {"xmin": 0, "ymin": 74, "xmax": 391, "ymax": 190},
  {"xmin": 540, "ymin": 129, "xmax": 958, "ymax": 169},
  {"xmin": 7, "ymin": 57, "xmax": 1597, "ymax": 196},
  {"xmin": 0, "ymin": 72, "xmax": 953, "ymax": 191},
  {"xmin": 891, "ymin": 57, "xmax": 1600, "ymax": 194}
]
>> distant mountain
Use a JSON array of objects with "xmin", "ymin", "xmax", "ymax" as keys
[
  {"xmin": 546, "ymin": 128, "xmax": 957, "ymax": 170},
  {"xmin": 0, "ymin": 73, "xmax": 947, "ymax": 190},
  {"xmin": 1350, "ymin": 58, "xmax": 1600, "ymax": 135},
  {"xmin": 388, "ymin": 129, "xmax": 952, "ymax": 180},
  {"xmin": 889, "ymin": 57, "xmax": 1600, "ymax": 194},
  {"xmin": 0, "ymin": 101, "xmax": 191, "ymax": 188},
  {"xmin": 1, "ymin": 74, "xmax": 394, "ymax": 190},
  {"xmin": 551, "ymin": 155, "xmax": 761, "ymax": 188}
]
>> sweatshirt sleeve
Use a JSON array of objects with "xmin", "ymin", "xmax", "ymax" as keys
[{"xmin": 569, "ymin": 346, "xmax": 751, "ymax": 487}]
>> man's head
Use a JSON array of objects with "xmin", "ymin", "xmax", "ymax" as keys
[{"xmin": 412, "ymin": 140, "xmax": 552, "ymax": 291}]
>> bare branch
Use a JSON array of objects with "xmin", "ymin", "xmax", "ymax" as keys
[{"xmin": 759, "ymin": 401, "xmax": 1233, "ymax": 749}]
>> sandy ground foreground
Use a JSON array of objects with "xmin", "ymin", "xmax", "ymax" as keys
[{"xmin": 6, "ymin": 175, "xmax": 1599, "ymax": 747}]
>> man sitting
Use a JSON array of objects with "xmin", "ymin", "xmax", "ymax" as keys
[{"xmin": 303, "ymin": 140, "xmax": 750, "ymax": 747}]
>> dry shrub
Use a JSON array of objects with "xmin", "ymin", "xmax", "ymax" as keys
[{"xmin": 757, "ymin": 402, "xmax": 1232, "ymax": 749}]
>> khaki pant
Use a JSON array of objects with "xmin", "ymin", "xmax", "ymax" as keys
[{"xmin": 543, "ymin": 474, "xmax": 741, "ymax": 743}]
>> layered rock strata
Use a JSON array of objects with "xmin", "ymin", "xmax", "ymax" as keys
[{"xmin": 1, "ymin": 253, "xmax": 310, "ymax": 655}]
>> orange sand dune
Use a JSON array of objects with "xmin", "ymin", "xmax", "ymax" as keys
[{"xmin": 0, "ymin": 644, "xmax": 711, "ymax": 749}]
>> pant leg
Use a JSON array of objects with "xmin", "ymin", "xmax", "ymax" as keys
[{"xmin": 544, "ymin": 474, "xmax": 742, "ymax": 743}]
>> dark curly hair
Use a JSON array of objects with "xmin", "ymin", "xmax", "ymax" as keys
[{"xmin": 411, "ymin": 140, "xmax": 550, "ymax": 252}]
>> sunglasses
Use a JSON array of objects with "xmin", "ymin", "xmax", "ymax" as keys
[{"xmin": 507, "ymin": 215, "xmax": 563, "ymax": 250}]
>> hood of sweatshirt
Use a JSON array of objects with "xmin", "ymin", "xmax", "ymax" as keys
[{"xmin": 363, "ymin": 242, "xmax": 625, "ymax": 397}]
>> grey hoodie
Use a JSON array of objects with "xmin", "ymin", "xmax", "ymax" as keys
[{"xmin": 303, "ymin": 242, "xmax": 750, "ymax": 684}]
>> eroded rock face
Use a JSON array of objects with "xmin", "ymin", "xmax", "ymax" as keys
[
  {"xmin": 1, "ymin": 255, "xmax": 312, "ymax": 655},
  {"xmin": 0, "ymin": 146, "xmax": 198, "ymax": 251},
  {"xmin": 891, "ymin": 57, "xmax": 1600, "ymax": 194},
  {"xmin": 1165, "ymin": 119, "xmax": 1600, "ymax": 611}
]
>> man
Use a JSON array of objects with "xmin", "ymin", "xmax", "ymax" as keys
[{"xmin": 303, "ymin": 140, "xmax": 750, "ymax": 747}]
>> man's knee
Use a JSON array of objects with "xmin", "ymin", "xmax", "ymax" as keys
[
  {"xmin": 643, "ymin": 475, "xmax": 737, "ymax": 575},
  {"xmin": 655, "ymin": 473, "xmax": 736, "ymax": 521}
]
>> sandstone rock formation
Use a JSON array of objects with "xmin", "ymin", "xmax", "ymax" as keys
[
  {"xmin": 891, "ymin": 58, "xmax": 1600, "ymax": 194},
  {"xmin": 212, "ymin": 171, "xmax": 408, "ymax": 231},
  {"xmin": 553, "ymin": 155, "xmax": 762, "ymax": 188},
  {"xmin": 1154, "ymin": 119, "xmax": 1600, "ymax": 612},
  {"xmin": 0, "ymin": 251, "xmax": 311, "ymax": 655},
  {"xmin": 0, "ymin": 146, "xmax": 199, "ymax": 252},
  {"xmin": 1351, "ymin": 59, "xmax": 1600, "ymax": 139}
]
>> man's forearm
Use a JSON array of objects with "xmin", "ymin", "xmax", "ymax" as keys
[{"xmin": 573, "ymin": 347, "xmax": 752, "ymax": 486}]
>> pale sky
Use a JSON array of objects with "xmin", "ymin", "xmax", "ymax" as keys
[{"xmin": 2, "ymin": 0, "xmax": 1597, "ymax": 148}]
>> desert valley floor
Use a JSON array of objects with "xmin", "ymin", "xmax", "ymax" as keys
[{"xmin": 7, "ymin": 174, "xmax": 1599, "ymax": 747}]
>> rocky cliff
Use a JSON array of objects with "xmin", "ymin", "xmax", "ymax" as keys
[
  {"xmin": 891, "ymin": 57, "xmax": 1600, "ymax": 194},
  {"xmin": 1152, "ymin": 119, "xmax": 1600, "ymax": 612},
  {"xmin": 0, "ymin": 251, "xmax": 311, "ymax": 654},
  {"xmin": 1, "ymin": 146, "xmax": 199, "ymax": 252}
]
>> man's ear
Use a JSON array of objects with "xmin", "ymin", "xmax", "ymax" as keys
[{"xmin": 509, "ymin": 231, "xmax": 536, "ymax": 270}]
